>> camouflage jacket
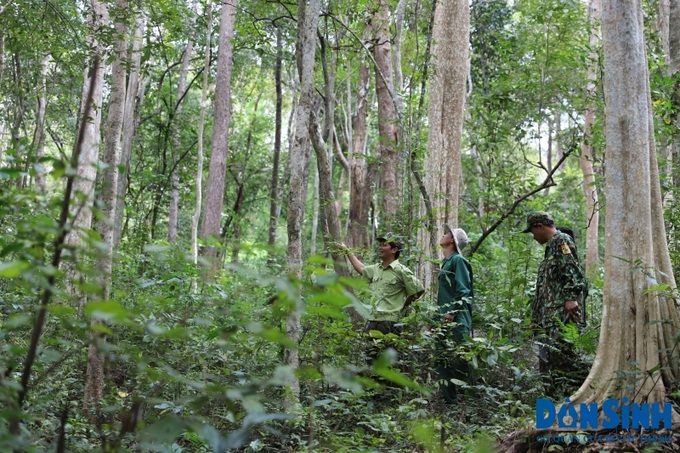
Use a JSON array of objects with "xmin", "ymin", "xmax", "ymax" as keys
[{"xmin": 531, "ymin": 231, "xmax": 587, "ymax": 329}]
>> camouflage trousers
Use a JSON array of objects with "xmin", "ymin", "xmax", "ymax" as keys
[{"xmin": 537, "ymin": 325, "xmax": 587, "ymax": 398}]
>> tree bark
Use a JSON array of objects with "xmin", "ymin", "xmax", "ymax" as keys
[
  {"xmin": 65, "ymin": 0, "xmax": 108, "ymax": 303},
  {"xmin": 392, "ymin": 0, "xmax": 406, "ymax": 115},
  {"xmin": 114, "ymin": 15, "xmax": 146, "ymax": 246},
  {"xmin": 371, "ymin": 0, "xmax": 400, "ymax": 229},
  {"xmin": 419, "ymin": 0, "xmax": 470, "ymax": 290},
  {"xmin": 570, "ymin": 0, "xmax": 680, "ymax": 416},
  {"xmin": 83, "ymin": 0, "xmax": 128, "ymax": 419},
  {"xmin": 347, "ymin": 64, "xmax": 371, "ymax": 249},
  {"xmin": 192, "ymin": 4, "xmax": 213, "ymax": 266},
  {"xmin": 580, "ymin": 0, "xmax": 601, "ymax": 278},
  {"xmin": 32, "ymin": 55, "xmax": 49, "ymax": 192},
  {"xmin": 284, "ymin": 0, "xmax": 320, "ymax": 410},
  {"xmin": 267, "ymin": 17, "xmax": 283, "ymax": 257},
  {"xmin": 200, "ymin": 0, "xmax": 238, "ymax": 265},
  {"xmin": 310, "ymin": 115, "xmax": 362, "ymax": 323},
  {"xmin": 169, "ymin": 39, "xmax": 194, "ymax": 244}
]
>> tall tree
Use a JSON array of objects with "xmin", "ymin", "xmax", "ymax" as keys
[
  {"xmin": 419, "ymin": 0, "xmax": 470, "ymax": 289},
  {"xmin": 347, "ymin": 63, "xmax": 371, "ymax": 249},
  {"xmin": 65, "ymin": 0, "xmax": 107, "ymax": 303},
  {"xmin": 32, "ymin": 55, "xmax": 49, "ymax": 192},
  {"xmin": 267, "ymin": 17, "xmax": 283, "ymax": 258},
  {"xmin": 114, "ymin": 15, "xmax": 146, "ymax": 246},
  {"xmin": 200, "ymin": 0, "xmax": 238, "ymax": 263},
  {"xmin": 83, "ymin": 0, "xmax": 129, "ymax": 417},
  {"xmin": 284, "ymin": 0, "xmax": 320, "ymax": 409},
  {"xmin": 168, "ymin": 34, "xmax": 195, "ymax": 244},
  {"xmin": 579, "ymin": 0, "xmax": 601, "ymax": 277},
  {"xmin": 370, "ymin": 0, "xmax": 400, "ymax": 229},
  {"xmin": 570, "ymin": 0, "xmax": 680, "ymax": 413},
  {"xmin": 192, "ymin": 4, "xmax": 213, "ymax": 266}
]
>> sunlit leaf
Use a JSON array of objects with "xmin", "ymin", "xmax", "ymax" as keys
[
  {"xmin": 84, "ymin": 301, "xmax": 129, "ymax": 322},
  {"xmin": 0, "ymin": 260, "xmax": 30, "ymax": 277}
]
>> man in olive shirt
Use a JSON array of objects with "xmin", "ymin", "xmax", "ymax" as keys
[{"xmin": 343, "ymin": 233, "xmax": 424, "ymax": 360}]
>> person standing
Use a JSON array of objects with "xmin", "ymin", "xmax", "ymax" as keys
[
  {"xmin": 522, "ymin": 212, "xmax": 588, "ymax": 394},
  {"xmin": 342, "ymin": 233, "xmax": 424, "ymax": 361},
  {"xmin": 434, "ymin": 225, "xmax": 473, "ymax": 404}
]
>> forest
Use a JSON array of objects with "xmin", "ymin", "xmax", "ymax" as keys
[{"xmin": 1, "ymin": 0, "xmax": 680, "ymax": 451}]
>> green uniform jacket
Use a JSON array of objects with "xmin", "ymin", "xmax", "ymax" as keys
[
  {"xmin": 361, "ymin": 260, "xmax": 424, "ymax": 322},
  {"xmin": 531, "ymin": 231, "xmax": 587, "ymax": 330},
  {"xmin": 436, "ymin": 252, "xmax": 473, "ymax": 336}
]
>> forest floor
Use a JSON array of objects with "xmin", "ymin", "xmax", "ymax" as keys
[{"xmin": 496, "ymin": 426, "xmax": 680, "ymax": 452}]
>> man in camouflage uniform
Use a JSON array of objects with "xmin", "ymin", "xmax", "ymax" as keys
[{"xmin": 522, "ymin": 212, "xmax": 588, "ymax": 394}]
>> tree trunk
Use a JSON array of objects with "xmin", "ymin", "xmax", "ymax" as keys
[
  {"xmin": 580, "ymin": 0, "xmax": 601, "ymax": 278},
  {"xmin": 200, "ymin": 0, "xmax": 238, "ymax": 265},
  {"xmin": 192, "ymin": 4, "xmax": 213, "ymax": 266},
  {"xmin": 284, "ymin": 0, "xmax": 320, "ymax": 410},
  {"xmin": 371, "ymin": 0, "xmax": 401, "ymax": 229},
  {"xmin": 570, "ymin": 0, "xmax": 680, "ymax": 415},
  {"xmin": 32, "ymin": 55, "xmax": 49, "ymax": 192},
  {"xmin": 83, "ymin": 0, "xmax": 128, "ymax": 419},
  {"xmin": 310, "ymin": 163, "xmax": 319, "ymax": 255},
  {"xmin": 65, "ymin": 0, "xmax": 107, "ymax": 304},
  {"xmin": 310, "ymin": 115, "xmax": 362, "ymax": 323},
  {"xmin": 114, "ymin": 15, "xmax": 146, "ymax": 246},
  {"xmin": 267, "ymin": 18, "xmax": 283, "ymax": 257},
  {"xmin": 347, "ymin": 64, "xmax": 371, "ymax": 249},
  {"xmin": 168, "ymin": 39, "xmax": 194, "ymax": 244},
  {"xmin": 419, "ymin": 0, "xmax": 470, "ymax": 290},
  {"xmin": 392, "ymin": 0, "xmax": 406, "ymax": 115}
]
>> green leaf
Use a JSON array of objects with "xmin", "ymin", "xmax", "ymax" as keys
[
  {"xmin": 485, "ymin": 352, "xmax": 498, "ymax": 366},
  {"xmin": 256, "ymin": 327, "xmax": 295, "ymax": 348},
  {"xmin": 46, "ymin": 305, "xmax": 77, "ymax": 317},
  {"xmin": 0, "ymin": 260, "xmax": 30, "ymax": 277},
  {"xmin": 91, "ymin": 323, "xmax": 114, "ymax": 335},
  {"xmin": 138, "ymin": 415, "xmax": 188, "ymax": 445},
  {"xmin": 307, "ymin": 305, "xmax": 347, "ymax": 319},
  {"xmin": 84, "ymin": 301, "xmax": 129, "ymax": 322},
  {"xmin": 4, "ymin": 313, "xmax": 32, "ymax": 329}
]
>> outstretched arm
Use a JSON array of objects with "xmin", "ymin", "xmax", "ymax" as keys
[{"xmin": 340, "ymin": 243, "xmax": 365, "ymax": 274}]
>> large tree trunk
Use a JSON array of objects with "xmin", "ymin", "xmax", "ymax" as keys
[
  {"xmin": 371, "ymin": 0, "xmax": 400, "ymax": 229},
  {"xmin": 419, "ymin": 0, "xmax": 470, "ymax": 291},
  {"xmin": 661, "ymin": 1, "xmax": 680, "ymax": 202},
  {"xmin": 580, "ymin": 0, "xmax": 601, "ymax": 278},
  {"xmin": 570, "ymin": 0, "xmax": 680, "ymax": 416},
  {"xmin": 284, "ymin": 0, "xmax": 320, "ymax": 410},
  {"xmin": 83, "ymin": 0, "xmax": 128, "ymax": 419},
  {"xmin": 347, "ymin": 64, "xmax": 371, "ymax": 249},
  {"xmin": 200, "ymin": 0, "xmax": 238, "ymax": 265}
]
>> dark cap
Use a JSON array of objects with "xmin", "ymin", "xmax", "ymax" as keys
[
  {"xmin": 521, "ymin": 211, "xmax": 555, "ymax": 233},
  {"xmin": 376, "ymin": 232, "xmax": 404, "ymax": 251}
]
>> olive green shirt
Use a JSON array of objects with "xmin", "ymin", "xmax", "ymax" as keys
[{"xmin": 361, "ymin": 260, "xmax": 424, "ymax": 322}]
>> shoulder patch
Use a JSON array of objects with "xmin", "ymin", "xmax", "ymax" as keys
[{"xmin": 561, "ymin": 243, "xmax": 572, "ymax": 255}]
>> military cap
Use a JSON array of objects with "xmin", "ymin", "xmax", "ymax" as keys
[
  {"xmin": 521, "ymin": 211, "xmax": 555, "ymax": 233},
  {"xmin": 376, "ymin": 232, "xmax": 404, "ymax": 251}
]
